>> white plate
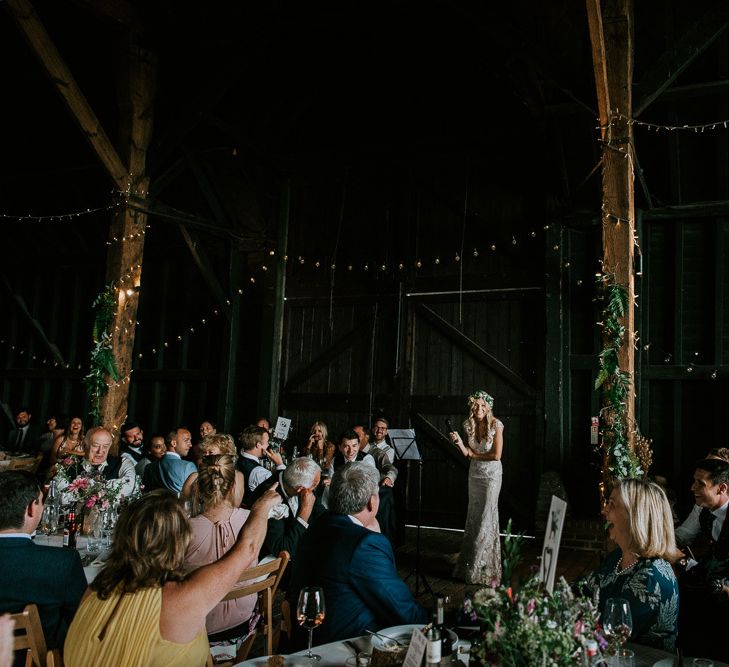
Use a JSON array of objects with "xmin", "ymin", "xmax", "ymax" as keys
[{"xmin": 370, "ymin": 624, "xmax": 458, "ymax": 651}]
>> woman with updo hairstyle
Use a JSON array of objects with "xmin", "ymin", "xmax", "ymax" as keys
[
  {"xmin": 181, "ymin": 434, "xmax": 244, "ymax": 507},
  {"xmin": 64, "ymin": 486, "xmax": 280, "ymax": 666},
  {"xmin": 184, "ymin": 455, "xmax": 260, "ymax": 640},
  {"xmin": 448, "ymin": 390, "xmax": 504, "ymax": 584}
]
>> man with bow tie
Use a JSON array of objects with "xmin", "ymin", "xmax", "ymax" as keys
[{"xmin": 61, "ymin": 427, "xmax": 137, "ymax": 499}]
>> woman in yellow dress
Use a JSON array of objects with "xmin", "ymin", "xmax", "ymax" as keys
[{"xmin": 64, "ymin": 486, "xmax": 281, "ymax": 667}]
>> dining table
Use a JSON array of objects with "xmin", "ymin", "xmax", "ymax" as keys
[
  {"xmin": 42, "ymin": 533, "xmax": 108, "ymax": 583},
  {"xmin": 233, "ymin": 630, "xmax": 720, "ymax": 667}
]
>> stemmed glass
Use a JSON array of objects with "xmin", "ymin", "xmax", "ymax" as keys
[
  {"xmin": 39, "ymin": 505, "xmax": 58, "ymax": 545},
  {"xmin": 296, "ymin": 586, "xmax": 326, "ymax": 661},
  {"xmin": 602, "ymin": 598, "xmax": 633, "ymax": 664}
]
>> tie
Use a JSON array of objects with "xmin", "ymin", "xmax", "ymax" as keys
[
  {"xmin": 16, "ymin": 428, "xmax": 25, "ymax": 451},
  {"xmin": 699, "ymin": 508, "xmax": 717, "ymax": 541}
]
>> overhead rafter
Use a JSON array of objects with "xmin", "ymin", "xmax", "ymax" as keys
[
  {"xmin": 5, "ymin": 0, "xmax": 128, "ymax": 190},
  {"xmin": 633, "ymin": 2, "xmax": 729, "ymax": 117}
]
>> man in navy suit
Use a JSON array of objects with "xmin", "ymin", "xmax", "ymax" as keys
[
  {"xmin": 3, "ymin": 407, "xmax": 42, "ymax": 454},
  {"xmin": 0, "ymin": 471, "xmax": 86, "ymax": 651},
  {"xmin": 290, "ymin": 461, "xmax": 427, "ymax": 646}
]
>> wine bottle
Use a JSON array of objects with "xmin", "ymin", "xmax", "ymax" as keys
[
  {"xmin": 436, "ymin": 594, "xmax": 452, "ymax": 663},
  {"xmin": 425, "ymin": 619, "xmax": 441, "ymax": 665},
  {"xmin": 63, "ymin": 509, "xmax": 77, "ymax": 549}
]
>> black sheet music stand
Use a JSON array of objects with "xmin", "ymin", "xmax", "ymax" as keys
[{"xmin": 390, "ymin": 428, "xmax": 434, "ymax": 598}]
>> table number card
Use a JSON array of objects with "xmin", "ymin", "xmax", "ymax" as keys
[
  {"xmin": 403, "ymin": 628, "xmax": 427, "ymax": 667},
  {"xmin": 273, "ymin": 417, "xmax": 291, "ymax": 440}
]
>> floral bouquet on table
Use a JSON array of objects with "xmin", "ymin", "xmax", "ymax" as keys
[
  {"xmin": 53, "ymin": 458, "xmax": 125, "ymax": 511},
  {"xmin": 465, "ymin": 522, "xmax": 606, "ymax": 667}
]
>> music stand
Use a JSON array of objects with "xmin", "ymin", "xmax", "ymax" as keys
[{"xmin": 389, "ymin": 429, "xmax": 433, "ymax": 598}]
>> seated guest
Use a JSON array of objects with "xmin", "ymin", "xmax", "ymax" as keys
[
  {"xmin": 3, "ymin": 407, "xmax": 41, "ymax": 455},
  {"xmin": 62, "ymin": 427, "xmax": 137, "ymax": 499},
  {"xmin": 675, "ymin": 458, "xmax": 729, "ymax": 662},
  {"xmin": 134, "ymin": 434, "xmax": 166, "ymax": 477},
  {"xmin": 580, "ymin": 478, "xmax": 679, "ymax": 650},
  {"xmin": 64, "ymin": 486, "xmax": 281, "ymax": 667},
  {"xmin": 182, "ymin": 434, "xmax": 244, "ymax": 508},
  {"xmin": 184, "ymin": 455, "xmax": 258, "ymax": 639},
  {"xmin": 192, "ymin": 420, "xmax": 217, "ymax": 464},
  {"xmin": 0, "ymin": 471, "xmax": 86, "ymax": 652},
  {"xmin": 237, "ymin": 426, "xmax": 285, "ymax": 507},
  {"xmin": 119, "ymin": 421, "xmax": 146, "ymax": 467},
  {"xmin": 248, "ymin": 457, "xmax": 326, "ymax": 560},
  {"xmin": 142, "ymin": 427, "xmax": 197, "ymax": 495},
  {"xmin": 290, "ymin": 462, "xmax": 428, "ymax": 646},
  {"xmin": 303, "ymin": 421, "xmax": 336, "ymax": 470},
  {"xmin": 331, "ymin": 429, "xmax": 376, "ymax": 472},
  {"xmin": 50, "ymin": 416, "xmax": 85, "ymax": 466}
]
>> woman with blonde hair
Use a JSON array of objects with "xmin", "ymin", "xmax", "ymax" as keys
[
  {"xmin": 581, "ymin": 478, "xmax": 679, "ymax": 650},
  {"xmin": 181, "ymin": 434, "xmax": 244, "ymax": 507},
  {"xmin": 304, "ymin": 420, "xmax": 336, "ymax": 470},
  {"xmin": 184, "ymin": 455, "xmax": 260, "ymax": 639},
  {"xmin": 448, "ymin": 390, "xmax": 504, "ymax": 584},
  {"xmin": 63, "ymin": 486, "xmax": 280, "ymax": 666}
]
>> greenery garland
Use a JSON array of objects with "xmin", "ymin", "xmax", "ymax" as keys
[
  {"xmin": 594, "ymin": 274, "xmax": 642, "ymax": 480},
  {"xmin": 84, "ymin": 285, "xmax": 119, "ymax": 425}
]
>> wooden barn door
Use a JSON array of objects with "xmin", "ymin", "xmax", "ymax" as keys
[{"xmin": 401, "ymin": 288, "xmax": 544, "ymax": 530}]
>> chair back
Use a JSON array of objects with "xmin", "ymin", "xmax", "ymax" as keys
[
  {"xmin": 221, "ymin": 551, "xmax": 290, "ymax": 657},
  {"xmin": 11, "ymin": 604, "xmax": 47, "ymax": 667}
]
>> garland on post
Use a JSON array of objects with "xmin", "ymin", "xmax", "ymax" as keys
[
  {"xmin": 594, "ymin": 274, "xmax": 642, "ymax": 480},
  {"xmin": 84, "ymin": 285, "xmax": 120, "ymax": 425}
]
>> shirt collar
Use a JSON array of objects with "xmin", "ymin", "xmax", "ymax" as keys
[
  {"xmin": 83, "ymin": 459, "xmax": 107, "ymax": 471},
  {"xmin": 242, "ymin": 452, "xmax": 260, "ymax": 463},
  {"xmin": 348, "ymin": 515, "xmax": 364, "ymax": 527},
  {"xmin": 0, "ymin": 532, "xmax": 32, "ymax": 540},
  {"xmin": 712, "ymin": 499, "xmax": 729, "ymax": 521},
  {"xmin": 165, "ymin": 451, "xmax": 181, "ymax": 460}
]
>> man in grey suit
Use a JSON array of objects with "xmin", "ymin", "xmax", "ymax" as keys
[{"xmin": 0, "ymin": 471, "xmax": 86, "ymax": 650}]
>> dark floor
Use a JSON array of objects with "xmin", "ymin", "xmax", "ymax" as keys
[{"xmin": 395, "ymin": 526, "xmax": 601, "ymax": 614}]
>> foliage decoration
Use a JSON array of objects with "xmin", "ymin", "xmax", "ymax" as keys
[
  {"xmin": 594, "ymin": 274, "xmax": 642, "ymax": 480},
  {"xmin": 84, "ymin": 285, "xmax": 119, "ymax": 425},
  {"xmin": 466, "ymin": 526, "xmax": 606, "ymax": 667}
]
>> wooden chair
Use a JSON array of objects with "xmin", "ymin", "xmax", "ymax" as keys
[
  {"xmin": 10, "ymin": 604, "xmax": 48, "ymax": 667},
  {"xmin": 209, "ymin": 551, "xmax": 290, "ymax": 666}
]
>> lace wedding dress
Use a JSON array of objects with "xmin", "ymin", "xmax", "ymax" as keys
[{"xmin": 453, "ymin": 418, "xmax": 503, "ymax": 585}]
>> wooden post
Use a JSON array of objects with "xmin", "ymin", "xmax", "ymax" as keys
[
  {"xmin": 100, "ymin": 39, "xmax": 157, "ymax": 435},
  {"xmin": 587, "ymin": 0, "xmax": 636, "ymax": 456}
]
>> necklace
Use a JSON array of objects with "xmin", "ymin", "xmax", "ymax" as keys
[{"xmin": 614, "ymin": 556, "xmax": 639, "ymax": 575}]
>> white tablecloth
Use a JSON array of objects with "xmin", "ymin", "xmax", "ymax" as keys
[{"xmin": 44, "ymin": 534, "xmax": 106, "ymax": 583}]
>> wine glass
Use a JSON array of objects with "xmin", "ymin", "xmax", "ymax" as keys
[
  {"xmin": 39, "ymin": 505, "xmax": 57, "ymax": 545},
  {"xmin": 297, "ymin": 586, "xmax": 326, "ymax": 661},
  {"xmin": 602, "ymin": 598, "xmax": 633, "ymax": 663}
]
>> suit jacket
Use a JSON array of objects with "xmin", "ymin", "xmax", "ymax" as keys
[
  {"xmin": 248, "ymin": 472, "xmax": 326, "ymax": 560},
  {"xmin": 0, "ymin": 537, "xmax": 86, "ymax": 649},
  {"xmin": 143, "ymin": 452, "xmax": 197, "ymax": 494},
  {"xmin": 5, "ymin": 424, "xmax": 42, "ymax": 454},
  {"xmin": 289, "ymin": 513, "xmax": 427, "ymax": 645}
]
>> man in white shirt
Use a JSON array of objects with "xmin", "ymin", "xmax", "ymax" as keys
[
  {"xmin": 677, "ymin": 458, "xmax": 729, "ymax": 662},
  {"xmin": 236, "ymin": 425, "xmax": 285, "ymax": 507}
]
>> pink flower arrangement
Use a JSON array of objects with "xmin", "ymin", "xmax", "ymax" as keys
[{"xmin": 67, "ymin": 477, "xmax": 90, "ymax": 493}]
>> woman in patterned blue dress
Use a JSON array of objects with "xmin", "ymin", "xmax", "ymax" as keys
[{"xmin": 581, "ymin": 478, "xmax": 680, "ymax": 650}]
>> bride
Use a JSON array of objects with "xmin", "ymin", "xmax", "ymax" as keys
[{"xmin": 449, "ymin": 390, "xmax": 504, "ymax": 584}]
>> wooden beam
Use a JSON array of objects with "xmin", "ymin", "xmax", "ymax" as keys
[
  {"xmin": 413, "ymin": 303, "xmax": 537, "ymax": 397},
  {"xmin": 643, "ymin": 200, "xmax": 729, "ymax": 220},
  {"xmin": 587, "ymin": 0, "xmax": 636, "ymax": 456},
  {"xmin": 585, "ymin": 0, "xmax": 611, "ymax": 140},
  {"xmin": 5, "ymin": 0, "xmax": 128, "ymax": 189},
  {"xmin": 71, "ymin": 0, "xmax": 144, "ymax": 30},
  {"xmin": 178, "ymin": 225, "xmax": 233, "ymax": 321},
  {"xmin": 99, "ymin": 37, "xmax": 157, "ymax": 434},
  {"xmin": 0, "ymin": 276, "xmax": 66, "ymax": 366},
  {"xmin": 633, "ymin": 2, "xmax": 729, "ymax": 116}
]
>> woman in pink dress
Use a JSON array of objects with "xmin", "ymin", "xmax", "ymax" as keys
[{"xmin": 184, "ymin": 454, "xmax": 258, "ymax": 639}]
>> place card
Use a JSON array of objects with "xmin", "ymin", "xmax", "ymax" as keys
[{"xmin": 402, "ymin": 628, "xmax": 426, "ymax": 667}]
